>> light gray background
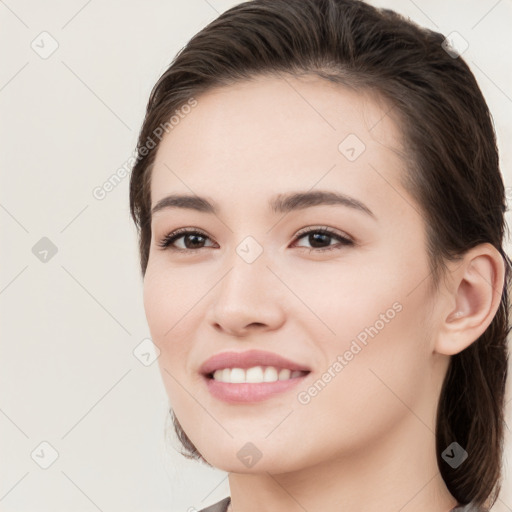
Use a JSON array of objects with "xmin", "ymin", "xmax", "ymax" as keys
[{"xmin": 1, "ymin": 1, "xmax": 511, "ymax": 511}]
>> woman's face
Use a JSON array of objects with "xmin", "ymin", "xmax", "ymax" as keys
[{"xmin": 143, "ymin": 75, "xmax": 448, "ymax": 473}]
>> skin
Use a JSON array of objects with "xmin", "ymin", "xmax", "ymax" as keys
[{"xmin": 143, "ymin": 74, "xmax": 505, "ymax": 512}]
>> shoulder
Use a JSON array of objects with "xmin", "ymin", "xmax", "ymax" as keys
[
  {"xmin": 452, "ymin": 504, "xmax": 489, "ymax": 512},
  {"xmin": 197, "ymin": 496, "xmax": 231, "ymax": 512},
  {"xmin": 196, "ymin": 498, "xmax": 488, "ymax": 512}
]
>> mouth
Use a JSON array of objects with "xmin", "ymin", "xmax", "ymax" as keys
[
  {"xmin": 205, "ymin": 366, "xmax": 310, "ymax": 384},
  {"xmin": 202, "ymin": 369, "xmax": 311, "ymax": 403},
  {"xmin": 199, "ymin": 349, "xmax": 312, "ymax": 403}
]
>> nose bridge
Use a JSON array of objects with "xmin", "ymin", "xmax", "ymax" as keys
[
  {"xmin": 221, "ymin": 235, "xmax": 273, "ymax": 303},
  {"xmin": 208, "ymin": 234, "xmax": 285, "ymax": 333}
]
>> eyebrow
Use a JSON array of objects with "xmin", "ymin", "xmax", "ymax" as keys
[{"xmin": 151, "ymin": 190, "xmax": 375, "ymax": 219}]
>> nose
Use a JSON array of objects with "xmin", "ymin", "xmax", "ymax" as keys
[{"xmin": 206, "ymin": 249, "xmax": 286, "ymax": 337}]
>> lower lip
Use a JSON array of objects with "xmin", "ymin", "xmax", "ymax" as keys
[{"xmin": 203, "ymin": 374, "xmax": 309, "ymax": 403}]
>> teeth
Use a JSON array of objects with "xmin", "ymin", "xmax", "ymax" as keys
[
  {"xmin": 212, "ymin": 366, "xmax": 306, "ymax": 383},
  {"xmin": 278, "ymin": 369, "xmax": 291, "ymax": 380},
  {"xmin": 230, "ymin": 368, "xmax": 245, "ymax": 383},
  {"xmin": 246, "ymin": 366, "xmax": 264, "ymax": 383}
]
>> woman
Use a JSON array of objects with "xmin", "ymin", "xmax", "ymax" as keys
[{"xmin": 129, "ymin": 1, "xmax": 511, "ymax": 511}]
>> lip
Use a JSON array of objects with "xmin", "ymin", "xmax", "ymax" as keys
[
  {"xmin": 199, "ymin": 349, "xmax": 312, "ymax": 404},
  {"xmin": 204, "ymin": 376, "xmax": 308, "ymax": 403},
  {"xmin": 199, "ymin": 349, "xmax": 311, "ymax": 375}
]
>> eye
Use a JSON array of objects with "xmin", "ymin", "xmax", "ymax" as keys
[
  {"xmin": 157, "ymin": 228, "xmax": 216, "ymax": 251},
  {"xmin": 157, "ymin": 226, "xmax": 354, "ymax": 253},
  {"xmin": 292, "ymin": 226, "xmax": 354, "ymax": 253}
]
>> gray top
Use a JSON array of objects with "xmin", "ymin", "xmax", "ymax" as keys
[
  {"xmin": 198, "ymin": 497, "xmax": 230, "ymax": 512},
  {"xmin": 197, "ymin": 497, "xmax": 487, "ymax": 512}
]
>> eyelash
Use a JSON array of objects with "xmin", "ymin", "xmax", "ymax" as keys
[{"xmin": 156, "ymin": 226, "xmax": 354, "ymax": 254}]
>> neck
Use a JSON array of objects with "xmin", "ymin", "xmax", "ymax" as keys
[{"xmin": 227, "ymin": 413, "xmax": 458, "ymax": 512}]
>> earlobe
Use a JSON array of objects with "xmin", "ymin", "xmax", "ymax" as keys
[{"xmin": 435, "ymin": 243, "xmax": 505, "ymax": 356}]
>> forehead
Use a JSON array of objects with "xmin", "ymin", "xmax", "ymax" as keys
[{"xmin": 150, "ymin": 74, "xmax": 408, "ymax": 213}]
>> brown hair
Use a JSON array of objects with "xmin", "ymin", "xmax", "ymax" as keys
[{"xmin": 129, "ymin": 0, "xmax": 511, "ymax": 508}]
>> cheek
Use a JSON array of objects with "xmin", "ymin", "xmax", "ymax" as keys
[
  {"xmin": 142, "ymin": 262, "xmax": 198, "ymax": 380},
  {"xmin": 143, "ymin": 258, "xmax": 197, "ymax": 340},
  {"xmin": 292, "ymin": 304, "xmax": 430, "ymax": 464},
  {"xmin": 291, "ymin": 256, "xmax": 432, "ymax": 441}
]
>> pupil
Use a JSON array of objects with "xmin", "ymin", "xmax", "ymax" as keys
[
  {"xmin": 185, "ymin": 234, "xmax": 204, "ymax": 248},
  {"xmin": 310, "ymin": 233, "xmax": 329, "ymax": 248}
]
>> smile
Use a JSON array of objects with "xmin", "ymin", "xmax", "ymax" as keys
[{"xmin": 211, "ymin": 366, "xmax": 308, "ymax": 383}]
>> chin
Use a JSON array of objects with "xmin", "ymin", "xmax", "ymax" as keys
[{"xmin": 197, "ymin": 440, "xmax": 307, "ymax": 475}]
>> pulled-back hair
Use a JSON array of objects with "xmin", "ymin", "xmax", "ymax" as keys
[{"xmin": 129, "ymin": 1, "xmax": 511, "ymax": 508}]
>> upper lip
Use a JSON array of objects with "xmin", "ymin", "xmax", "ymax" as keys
[{"xmin": 199, "ymin": 349, "xmax": 312, "ymax": 375}]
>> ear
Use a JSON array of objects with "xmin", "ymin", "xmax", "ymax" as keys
[{"xmin": 435, "ymin": 243, "xmax": 506, "ymax": 356}]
